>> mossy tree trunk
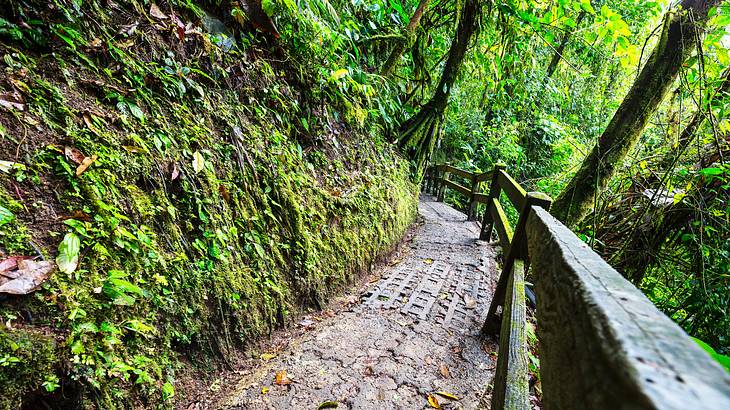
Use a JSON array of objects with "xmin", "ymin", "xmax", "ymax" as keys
[
  {"xmin": 544, "ymin": 12, "xmax": 586, "ymax": 79},
  {"xmin": 380, "ymin": 0, "xmax": 430, "ymax": 77},
  {"xmin": 396, "ymin": 0, "xmax": 481, "ymax": 175},
  {"xmin": 551, "ymin": 0, "xmax": 720, "ymax": 226}
]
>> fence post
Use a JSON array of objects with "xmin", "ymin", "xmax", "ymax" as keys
[
  {"xmin": 483, "ymin": 191, "xmax": 553, "ymax": 335},
  {"xmin": 467, "ymin": 173, "xmax": 480, "ymax": 221},
  {"xmin": 430, "ymin": 165, "xmax": 439, "ymax": 195},
  {"xmin": 479, "ymin": 163, "xmax": 506, "ymax": 240},
  {"xmin": 436, "ymin": 166, "xmax": 446, "ymax": 202},
  {"xmin": 421, "ymin": 168, "xmax": 427, "ymax": 193}
]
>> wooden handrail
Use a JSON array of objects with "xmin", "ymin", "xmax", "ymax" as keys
[
  {"xmin": 421, "ymin": 163, "xmax": 730, "ymax": 409},
  {"xmin": 442, "ymin": 179, "xmax": 471, "ymax": 197},
  {"xmin": 497, "ymin": 169, "xmax": 527, "ymax": 211}
]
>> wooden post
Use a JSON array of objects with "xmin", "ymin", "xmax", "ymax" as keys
[
  {"xmin": 436, "ymin": 166, "xmax": 446, "ymax": 202},
  {"xmin": 483, "ymin": 192, "xmax": 552, "ymax": 335},
  {"xmin": 479, "ymin": 163, "xmax": 506, "ymax": 240},
  {"xmin": 467, "ymin": 173, "xmax": 479, "ymax": 221},
  {"xmin": 426, "ymin": 166, "xmax": 434, "ymax": 194},
  {"xmin": 491, "ymin": 259, "xmax": 530, "ymax": 410},
  {"xmin": 423, "ymin": 167, "xmax": 432, "ymax": 193}
]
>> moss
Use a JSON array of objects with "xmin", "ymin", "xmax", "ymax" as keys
[
  {"xmin": 0, "ymin": 1, "xmax": 418, "ymax": 407},
  {"xmin": 0, "ymin": 326, "xmax": 59, "ymax": 410},
  {"xmin": 0, "ymin": 188, "xmax": 34, "ymax": 256}
]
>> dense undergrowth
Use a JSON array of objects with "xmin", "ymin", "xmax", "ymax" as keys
[{"xmin": 0, "ymin": 1, "xmax": 417, "ymax": 407}]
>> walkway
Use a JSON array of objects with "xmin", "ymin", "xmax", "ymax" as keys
[{"xmin": 217, "ymin": 195, "xmax": 498, "ymax": 409}]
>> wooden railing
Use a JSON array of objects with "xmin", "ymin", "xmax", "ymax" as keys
[{"xmin": 422, "ymin": 164, "xmax": 730, "ymax": 410}]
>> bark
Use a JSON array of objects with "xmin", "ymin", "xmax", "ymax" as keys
[
  {"xmin": 551, "ymin": 0, "xmax": 720, "ymax": 226},
  {"xmin": 545, "ymin": 12, "xmax": 586, "ymax": 79},
  {"xmin": 381, "ymin": 0, "xmax": 430, "ymax": 77},
  {"xmin": 397, "ymin": 0, "xmax": 481, "ymax": 174}
]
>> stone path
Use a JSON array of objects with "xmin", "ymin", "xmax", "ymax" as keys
[{"xmin": 218, "ymin": 195, "xmax": 498, "ymax": 409}]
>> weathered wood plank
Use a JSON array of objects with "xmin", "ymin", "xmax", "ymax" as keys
[
  {"xmin": 498, "ymin": 169, "xmax": 527, "ymax": 210},
  {"xmin": 527, "ymin": 207, "xmax": 730, "ymax": 410},
  {"xmin": 491, "ymin": 260, "xmax": 530, "ymax": 410},
  {"xmin": 442, "ymin": 179, "xmax": 471, "ymax": 197},
  {"xmin": 441, "ymin": 164, "xmax": 474, "ymax": 180},
  {"xmin": 475, "ymin": 170, "xmax": 493, "ymax": 182},
  {"xmin": 467, "ymin": 174, "xmax": 480, "ymax": 221},
  {"xmin": 490, "ymin": 198, "xmax": 513, "ymax": 253},
  {"xmin": 480, "ymin": 164, "xmax": 506, "ymax": 240},
  {"xmin": 482, "ymin": 192, "xmax": 551, "ymax": 335},
  {"xmin": 473, "ymin": 193, "xmax": 491, "ymax": 204}
]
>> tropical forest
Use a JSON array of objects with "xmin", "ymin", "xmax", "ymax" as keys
[{"xmin": 0, "ymin": 0, "xmax": 729, "ymax": 408}]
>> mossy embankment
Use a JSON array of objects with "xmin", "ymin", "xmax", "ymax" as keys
[{"xmin": 0, "ymin": 1, "xmax": 417, "ymax": 408}]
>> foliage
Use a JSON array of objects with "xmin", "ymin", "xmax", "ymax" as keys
[{"xmin": 0, "ymin": 0, "xmax": 419, "ymax": 406}]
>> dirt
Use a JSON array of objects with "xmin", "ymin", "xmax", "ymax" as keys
[
  {"xmin": 171, "ymin": 209, "xmax": 419, "ymax": 410},
  {"xmin": 193, "ymin": 195, "xmax": 499, "ymax": 409}
]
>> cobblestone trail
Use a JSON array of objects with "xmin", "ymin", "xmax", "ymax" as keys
[{"xmin": 218, "ymin": 195, "xmax": 498, "ymax": 409}]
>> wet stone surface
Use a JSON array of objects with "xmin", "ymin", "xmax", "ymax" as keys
[{"xmin": 219, "ymin": 195, "xmax": 498, "ymax": 409}]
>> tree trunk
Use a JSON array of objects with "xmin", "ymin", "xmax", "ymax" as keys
[
  {"xmin": 545, "ymin": 12, "xmax": 586, "ymax": 79},
  {"xmin": 551, "ymin": 0, "xmax": 719, "ymax": 226},
  {"xmin": 381, "ymin": 0, "xmax": 430, "ymax": 77},
  {"xmin": 397, "ymin": 0, "xmax": 481, "ymax": 174}
]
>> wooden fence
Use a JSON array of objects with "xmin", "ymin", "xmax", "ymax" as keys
[{"xmin": 423, "ymin": 164, "xmax": 730, "ymax": 410}]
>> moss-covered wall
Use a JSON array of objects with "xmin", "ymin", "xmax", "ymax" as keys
[{"xmin": 0, "ymin": 1, "xmax": 417, "ymax": 407}]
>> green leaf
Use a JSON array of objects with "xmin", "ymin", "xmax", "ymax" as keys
[
  {"xmin": 56, "ymin": 232, "xmax": 81, "ymax": 274},
  {"xmin": 162, "ymin": 382, "xmax": 175, "ymax": 401},
  {"xmin": 0, "ymin": 205, "xmax": 14, "ymax": 226},
  {"xmin": 692, "ymin": 337, "xmax": 730, "ymax": 373},
  {"xmin": 330, "ymin": 68, "xmax": 348, "ymax": 81},
  {"xmin": 127, "ymin": 102, "xmax": 144, "ymax": 122},
  {"xmin": 580, "ymin": 0, "xmax": 596, "ymax": 14},
  {"xmin": 699, "ymin": 167, "xmax": 724, "ymax": 176},
  {"xmin": 192, "ymin": 151, "xmax": 205, "ymax": 174}
]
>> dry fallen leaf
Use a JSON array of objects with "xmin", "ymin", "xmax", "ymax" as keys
[
  {"xmin": 425, "ymin": 356, "xmax": 433, "ymax": 365},
  {"xmin": 76, "ymin": 155, "xmax": 98, "ymax": 176},
  {"xmin": 464, "ymin": 295, "xmax": 477, "ymax": 309},
  {"xmin": 427, "ymin": 393, "xmax": 441, "ymax": 409},
  {"xmin": 87, "ymin": 38, "xmax": 103, "ymax": 49},
  {"xmin": 219, "ymin": 184, "xmax": 231, "ymax": 203},
  {"xmin": 0, "ymin": 259, "xmax": 54, "ymax": 295},
  {"xmin": 299, "ymin": 318, "xmax": 316, "ymax": 329},
  {"xmin": 435, "ymin": 391, "xmax": 460, "ymax": 401},
  {"xmin": 438, "ymin": 363, "xmax": 450, "ymax": 378},
  {"xmin": 274, "ymin": 370, "xmax": 292, "ymax": 386},
  {"xmin": 82, "ymin": 113, "xmax": 99, "ymax": 135},
  {"xmin": 64, "ymin": 146, "xmax": 86, "ymax": 165},
  {"xmin": 122, "ymin": 146, "xmax": 145, "ymax": 153},
  {"xmin": 0, "ymin": 92, "xmax": 25, "ymax": 111},
  {"xmin": 149, "ymin": 3, "xmax": 168, "ymax": 19},
  {"xmin": 0, "ymin": 256, "xmax": 32, "ymax": 277},
  {"xmin": 260, "ymin": 352, "xmax": 276, "ymax": 361},
  {"xmin": 171, "ymin": 163, "xmax": 180, "ymax": 180}
]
